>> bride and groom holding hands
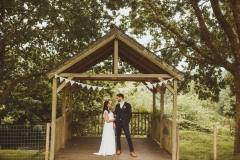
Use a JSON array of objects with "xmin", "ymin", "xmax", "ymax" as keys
[{"xmin": 94, "ymin": 93, "xmax": 137, "ymax": 157}]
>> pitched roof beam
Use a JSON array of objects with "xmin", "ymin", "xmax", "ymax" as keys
[{"xmin": 58, "ymin": 73, "xmax": 173, "ymax": 81}]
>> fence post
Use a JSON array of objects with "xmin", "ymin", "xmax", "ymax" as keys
[
  {"xmin": 45, "ymin": 123, "xmax": 51, "ymax": 160},
  {"xmin": 177, "ymin": 129, "xmax": 179, "ymax": 160},
  {"xmin": 213, "ymin": 125, "xmax": 217, "ymax": 160}
]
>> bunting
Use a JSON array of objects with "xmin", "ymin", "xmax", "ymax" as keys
[{"xmin": 54, "ymin": 74, "xmax": 175, "ymax": 92}]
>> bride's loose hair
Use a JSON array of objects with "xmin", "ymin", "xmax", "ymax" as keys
[{"xmin": 103, "ymin": 101, "xmax": 110, "ymax": 113}]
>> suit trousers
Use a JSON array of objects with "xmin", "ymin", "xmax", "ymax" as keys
[{"xmin": 116, "ymin": 121, "xmax": 134, "ymax": 152}]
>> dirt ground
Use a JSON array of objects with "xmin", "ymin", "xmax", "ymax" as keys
[{"xmin": 54, "ymin": 137, "xmax": 172, "ymax": 160}]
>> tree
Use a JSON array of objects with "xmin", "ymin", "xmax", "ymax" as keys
[
  {"xmin": 0, "ymin": 0, "xmax": 116, "ymax": 123},
  {"xmin": 105, "ymin": 0, "xmax": 240, "ymax": 155}
]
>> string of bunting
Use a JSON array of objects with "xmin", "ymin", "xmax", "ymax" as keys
[{"xmin": 54, "ymin": 74, "xmax": 174, "ymax": 92}]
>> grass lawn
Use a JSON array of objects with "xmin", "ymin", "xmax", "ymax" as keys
[
  {"xmin": 0, "ymin": 150, "xmax": 45, "ymax": 160},
  {"xmin": 179, "ymin": 131, "xmax": 240, "ymax": 160}
]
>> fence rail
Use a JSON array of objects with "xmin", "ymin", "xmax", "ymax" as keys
[{"xmin": 72, "ymin": 111, "xmax": 152, "ymax": 137}]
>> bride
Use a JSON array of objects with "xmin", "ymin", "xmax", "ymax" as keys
[{"xmin": 94, "ymin": 101, "xmax": 116, "ymax": 156}]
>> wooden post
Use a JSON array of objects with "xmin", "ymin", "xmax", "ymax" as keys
[
  {"xmin": 50, "ymin": 78, "xmax": 57, "ymax": 160},
  {"xmin": 152, "ymin": 90, "xmax": 156, "ymax": 140},
  {"xmin": 113, "ymin": 39, "xmax": 118, "ymax": 74},
  {"xmin": 172, "ymin": 79, "xmax": 177, "ymax": 160},
  {"xmin": 160, "ymin": 86, "xmax": 165, "ymax": 148},
  {"xmin": 177, "ymin": 129, "xmax": 179, "ymax": 160},
  {"xmin": 69, "ymin": 90, "xmax": 73, "ymax": 139},
  {"xmin": 213, "ymin": 125, "xmax": 217, "ymax": 160},
  {"xmin": 62, "ymin": 90, "xmax": 66, "ymax": 148},
  {"xmin": 45, "ymin": 123, "xmax": 51, "ymax": 160}
]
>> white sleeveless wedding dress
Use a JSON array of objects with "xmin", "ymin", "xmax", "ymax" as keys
[{"xmin": 94, "ymin": 110, "xmax": 116, "ymax": 156}]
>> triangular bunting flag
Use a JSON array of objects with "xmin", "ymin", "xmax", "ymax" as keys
[
  {"xmin": 98, "ymin": 87, "xmax": 103, "ymax": 91},
  {"xmin": 87, "ymin": 85, "xmax": 91, "ymax": 90},
  {"xmin": 147, "ymin": 83, "xmax": 153, "ymax": 89},
  {"xmin": 70, "ymin": 80, "xmax": 75, "ymax": 85},
  {"xmin": 153, "ymin": 83, "xmax": 157, "ymax": 88},
  {"xmin": 81, "ymin": 84, "xmax": 87, "ymax": 88},
  {"xmin": 59, "ymin": 77, "xmax": 64, "ymax": 82}
]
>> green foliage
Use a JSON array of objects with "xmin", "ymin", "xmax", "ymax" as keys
[
  {"xmin": 177, "ymin": 119, "xmax": 211, "ymax": 133},
  {"xmin": 0, "ymin": 76, "xmax": 52, "ymax": 125},
  {"xmin": 217, "ymin": 85, "xmax": 236, "ymax": 118},
  {"xmin": 71, "ymin": 81, "xmax": 116, "ymax": 112},
  {"xmin": 110, "ymin": 82, "xmax": 154, "ymax": 112},
  {"xmin": 164, "ymin": 89, "xmax": 234, "ymax": 136},
  {"xmin": 0, "ymin": 0, "xmax": 117, "ymax": 124}
]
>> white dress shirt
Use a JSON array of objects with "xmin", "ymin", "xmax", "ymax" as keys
[{"xmin": 120, "ymin": 101, "xmax": 125, "ymax": 108}]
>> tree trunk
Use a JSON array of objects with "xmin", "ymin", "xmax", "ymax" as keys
[{"xmin": 234, "ymin": 71, "xmax": 240, "ymax": 155}]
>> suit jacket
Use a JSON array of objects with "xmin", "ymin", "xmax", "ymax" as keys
[{"xmin": 114, "ymin": 102, "xmax": 132, "ymax": 126}]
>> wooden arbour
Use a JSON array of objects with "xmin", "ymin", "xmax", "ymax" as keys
[{"xmin": 46, "ymin": 27, "xmax": 184, "ymax": 160}]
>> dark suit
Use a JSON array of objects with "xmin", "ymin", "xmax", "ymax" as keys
[{"xmin": 114, "ymin": 102, "xmax": 134, "ymax": 152}]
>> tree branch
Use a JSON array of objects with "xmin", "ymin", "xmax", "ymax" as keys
[
  {"xmin": 0, "ymin": 0, "xmax": 4, "ymax": 22},
  {"xmin": 148, "ymin": 0, "xmax": 233, "ymax": 70},
  {"xmin": 210, "ymin": 0, "xmax": 240, "ymax": 63},
  {"xmin": 0, "ymin": 72, "xmax": 47, "ymax": 101},
  {"xmin": 231, "ymin": 0, "xmax": 240, "ymax": 43},
  {"xmin": 148, "ymin": 0, "xmax": 235, "ymax": 73},
  {"xmin": 190, "ymin": 1, "xmax": 234, "ymax": 70}
]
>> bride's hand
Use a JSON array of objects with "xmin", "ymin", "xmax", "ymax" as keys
[{"xmin": 113, "ymin": 123, "xmax": 116, "ymax": 129}]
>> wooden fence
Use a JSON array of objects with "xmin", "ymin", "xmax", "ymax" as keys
[{"xmin": 72, "ymin": 111, "xmax": 152, "ymax": 137}]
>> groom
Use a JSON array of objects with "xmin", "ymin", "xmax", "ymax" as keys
[{"xmin": 114, "ymin": 93, "xmax": 137, "ymax": 157}]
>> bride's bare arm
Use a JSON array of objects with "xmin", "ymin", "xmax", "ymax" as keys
[{"xmin": 104, "ymin": 111, "xmax": 115, "ymax": 123}]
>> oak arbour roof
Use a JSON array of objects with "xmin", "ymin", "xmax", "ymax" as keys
[{"xmin": 46, "ymin": 27, "xmax": 184, "ymax": 82}]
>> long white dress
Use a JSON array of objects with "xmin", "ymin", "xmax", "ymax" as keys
[{"xmin": 94, "ymin": 110, "xmax": 116, "ymax": 156}]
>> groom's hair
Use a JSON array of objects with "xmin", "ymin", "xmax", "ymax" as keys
[{"xmin": 117, "ymin": 93, "xmax": 124, "ymax": 99}]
